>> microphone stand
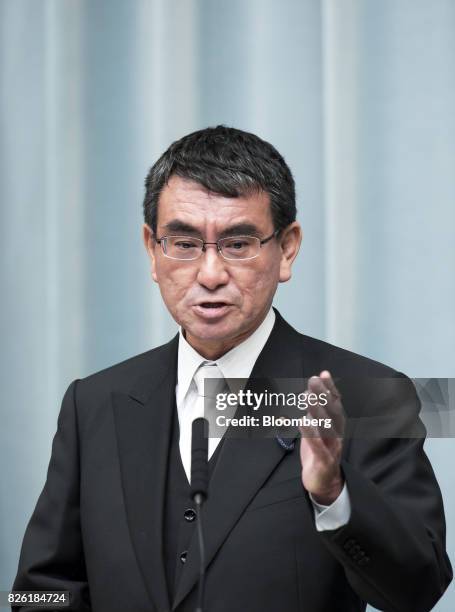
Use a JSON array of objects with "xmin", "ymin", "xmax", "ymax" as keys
[
  {"xmin": 191, "ymin": 418, "xmax": 209, "ymax": 612},
  {"xmin": 194, "ymin": 492, "xmax": 206, "ymax": 612}
]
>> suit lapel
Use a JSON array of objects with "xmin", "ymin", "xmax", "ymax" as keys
[
  {"xmin": 172, "ymin": 310, "xmax": 306, "ymax": 610},
  {"xmin": 112, "ymin": 334, "xmax": 179, "ymax": 612}
]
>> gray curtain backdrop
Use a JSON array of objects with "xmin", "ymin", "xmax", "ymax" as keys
[{"xmin": 1, "ymin": 1, "xmax": 454, "ymax": 609}]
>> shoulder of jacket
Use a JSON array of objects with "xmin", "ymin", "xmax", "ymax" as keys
[{"xmin": 74, "ymin": 335, "xmax": 178, "ymax": 404}]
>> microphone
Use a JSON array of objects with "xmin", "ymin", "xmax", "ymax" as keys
[
  {"xmin": 191, "ymin": 418, "xmax": 209, "ymax": 503},
  {"xmin": 191, "ymin": 418, "xmax": 209, "ymax": 612}
]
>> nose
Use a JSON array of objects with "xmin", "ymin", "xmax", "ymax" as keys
[{"xmin": 196, "ymin": 244, "xmax": 230, "ymax": 291}]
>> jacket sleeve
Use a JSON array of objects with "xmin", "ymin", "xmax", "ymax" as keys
[
  {"xmin": 11, "ymin": 379, "xmax": 91, "ymax": 612},
  {"xmin": 318, "ymin": 373, "xmax": 452, "ymax": 612}
]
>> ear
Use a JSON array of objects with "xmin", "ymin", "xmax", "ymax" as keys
[
  {"xmin": 142, "ymin": 223, "xmax": 158, "ymax": 283},
  {"xmin": 278, "ymin": 222, "xmax": 302, "ymax": 283}
]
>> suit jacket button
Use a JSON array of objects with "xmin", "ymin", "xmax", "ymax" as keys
[
  {"xmin": 180, "ymin": 551, "xmax": 188, "ymax": 564},
  {"xmin": 184, "ymin": 508, "xmax": 196, "ymax": 522}
]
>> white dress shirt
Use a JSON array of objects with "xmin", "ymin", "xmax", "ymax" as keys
[{"xmin": 176, "ymin": 307, "xmax": 351, "ymax": 531}]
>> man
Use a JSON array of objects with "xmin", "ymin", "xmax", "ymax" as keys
[{"xmin": 13, "ymin": 126, "xmax": 452, "ymax": 611}]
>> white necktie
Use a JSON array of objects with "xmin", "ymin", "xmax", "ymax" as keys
[{"xmin": 179, "ymin": 362, "xmax": 226, "ymax": 483}]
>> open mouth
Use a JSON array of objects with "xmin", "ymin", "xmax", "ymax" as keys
[
  {"xmin": 199, "ymin": 302, "xmax": 228, "ymax": 308},
  {"xmin": 193, "ymin": 302, "xmax": 231, "ymax": 318}
]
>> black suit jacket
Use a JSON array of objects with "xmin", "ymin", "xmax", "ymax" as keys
[{"xmin": 13, "ymin": 309, "xmax": 452, "ymax": 612}]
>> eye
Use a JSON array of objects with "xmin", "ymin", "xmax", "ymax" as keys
[
  {"xmin": 224, "ymin": 239, "xmax": 249, "ymax": 250},
  {"xmin": 174, "ymin": 239, "xmax": 199, "ymax": 250}
]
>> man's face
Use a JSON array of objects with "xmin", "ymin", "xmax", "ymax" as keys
[{"xmin": 143, "ymin": 175, "xmax": 301, "ymax": 359}]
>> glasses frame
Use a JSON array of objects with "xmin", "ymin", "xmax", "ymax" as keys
[{"xmin": 154, "ymin": 230, "xmax": 279, "ymax": 261}]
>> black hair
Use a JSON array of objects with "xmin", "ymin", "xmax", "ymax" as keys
[{"xmin": 143, "ymin": 125, "xmax": 296, "ymax": 234}]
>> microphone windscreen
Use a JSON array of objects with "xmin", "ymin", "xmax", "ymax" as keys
[{"xmin": 191, "ymin": 418, "xmax": 209, "ymax": 500}]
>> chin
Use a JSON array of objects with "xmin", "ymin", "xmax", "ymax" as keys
[
  {"xmin": 187, "ymin": 321, "xmax": 236, "ymax": 341},
  {"xmin": 176, "ymin": 306, "xmax": 257, "ymax": 344}
]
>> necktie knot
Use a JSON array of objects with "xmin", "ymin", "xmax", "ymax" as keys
[{"xmin": 193, "ymin": 362, "xmax": 225, "ymax": 399}]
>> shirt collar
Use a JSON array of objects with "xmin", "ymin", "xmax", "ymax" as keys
[{"xmin": 176, "ymin": 308, "xmax": 276, "ymax": 406}]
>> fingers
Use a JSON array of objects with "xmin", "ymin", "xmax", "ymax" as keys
[
  {"xmin": 319, "ymin": 370, "xmax": 341, "ymax": 400},
  {"xmin": 303, "ymin": 372, "xmax": 345, "ymax": 439}
]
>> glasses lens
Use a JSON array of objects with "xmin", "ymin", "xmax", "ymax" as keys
[
  {"xmin": 165, "ymin": 236, "xmax": 203, "ymax": 260},
  {"xmin": 220, "ymin": 236, "xmax": 260, "ymax": 260}
]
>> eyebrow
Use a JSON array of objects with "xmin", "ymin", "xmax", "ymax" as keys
[
  {"xmin": 160, "ymin": 220, "xmax": 263, "ymax": 239},
  {"xmin": 161, "ymin": 220, "xmax": 200, "ymax": 235}
]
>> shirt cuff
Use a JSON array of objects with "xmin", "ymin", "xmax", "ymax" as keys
[{"xmin": 309, "ymin": 482, "xmax": 351, "ymax": 532}]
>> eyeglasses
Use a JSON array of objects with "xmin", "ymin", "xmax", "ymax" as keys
[{"xmin": 154, "ymin": 230, "xmax": 279, "ymax": 261}]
